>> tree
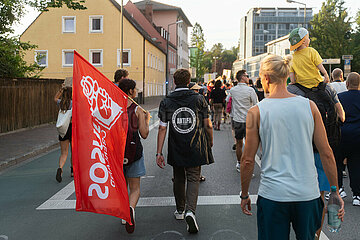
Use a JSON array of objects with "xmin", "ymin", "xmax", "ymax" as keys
[
  {"xmin": 0, "ymin": 0, "xmax": 86, "ymax": 78},
  {"xmin": 309, "ymin": 0, "xmax": 352, "ymax": 72},
  {"xmin": 350, "ymin": 10, "xmax": 360, "ymax": 73},
  {"xmin": 190, "ymin": 23, "xmax": 206, "ymax": 80}
]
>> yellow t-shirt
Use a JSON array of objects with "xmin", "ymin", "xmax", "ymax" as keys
[{"xmin": 290, "ymin": 47, "xmax": 323, "ymax": 88}]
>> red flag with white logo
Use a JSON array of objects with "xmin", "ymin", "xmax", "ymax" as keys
[{"xmin": 72, "ymin": 51, "xmax": 130, "ymax": 223}]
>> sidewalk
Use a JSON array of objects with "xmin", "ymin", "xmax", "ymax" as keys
[{"xmin": 0, "ymin": 96, "xmax": 164, "ymax": 171}]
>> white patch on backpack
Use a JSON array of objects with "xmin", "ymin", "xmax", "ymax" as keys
[{"xmin": 172, "ymin": 107, "xmax": 196, "ymax": 134}]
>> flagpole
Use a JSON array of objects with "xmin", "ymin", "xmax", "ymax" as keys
[{"xmin": 127, "ymin": 96, "xmax": 151, "ymax": 117}]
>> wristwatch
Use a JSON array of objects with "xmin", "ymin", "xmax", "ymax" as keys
[
  {"xmin": 240, "ymin": 191, "xmax": 249, "ymax": 200},
  {"xmin": 156, "ymin": 153, "xmax": 163, "ymax": 157}
]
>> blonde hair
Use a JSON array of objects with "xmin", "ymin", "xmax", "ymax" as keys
[{"xmin": 260, "ymin": 54, "xmax": 292, "ymax": 83}]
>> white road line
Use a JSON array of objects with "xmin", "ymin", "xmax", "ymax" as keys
[
  {"xmin": 149, "ymin": 120, "xmax": 159, "ymax": 131},
  {"xmin": 48, "ymin": 181, "xmax": 74, "ymax": 200},
  {"xmin": 255, "ymin": 155, "xmax": 261, "ymax": 167},
  {"xmin": 319, "ymin": 232, "xmax": 330, "ymax": 240},
  {"xmin": 36, "ymin": 179, "xmax": 330, "ymax": 239}
]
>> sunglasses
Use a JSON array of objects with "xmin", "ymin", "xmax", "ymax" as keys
[{"xmin": 243, "ymin": 75, "xmax": 249, "ymax": 78}]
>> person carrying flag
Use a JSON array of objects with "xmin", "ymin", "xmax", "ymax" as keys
[{"xmin": 118, "ymin": 78, "xmax": 150, "ymax": 234}]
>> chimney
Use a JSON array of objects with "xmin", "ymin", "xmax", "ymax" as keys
[{"xmin": 144, "ymin": 2, "xmax": 153, "ymax": 23}]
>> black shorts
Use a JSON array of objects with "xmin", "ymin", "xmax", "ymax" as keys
[
  {"xmin": 59, "ymin": 123, "xmax": 72, "ymax": 142},
  {"xmin": 232, "ymin": 120, "xmax": 246, "ymax": 140}
]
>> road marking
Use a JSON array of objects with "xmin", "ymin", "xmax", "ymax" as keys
[
  {"xmin": 37, "ymin": 180, "xmax": 330, "ymax": 240},
  {"xmin": 319, "ymin": 233, "xmax": 330, "ymax": 240},
  {"xmin": 37, "ymin": 181, "xmax": 258, "ymax": 210},
  {"xmin": 149, "ymin": 120, "xmax": 159, "ymax": 131},
  {"xmin": 255, "ymin": 155, "xmax": 261, "ymax": 167}
]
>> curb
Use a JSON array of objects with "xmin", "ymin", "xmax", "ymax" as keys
[{"xmin": 0, "ymin": 142, "xmax": 59, "ymax": 172}]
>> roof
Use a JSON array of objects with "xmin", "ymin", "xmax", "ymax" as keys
[
  {"xmin": 134, "ymin": 0, "xmax": 192, "ymax": 27},
  {"xmin": 124, "ymin": 0, "xmax": 177, "ymax": 52},
  {"xmin": 110, "ymin": 0, "xmax": 166, "ymax": 54},
  {"xmin": 22, "ymin": 0, "xmax": 166, "ymax": 54}
]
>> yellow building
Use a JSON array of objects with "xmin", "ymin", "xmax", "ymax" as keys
[{"xmin": 20, "ymin": 0, "xmax": 166, "ymax": 97}]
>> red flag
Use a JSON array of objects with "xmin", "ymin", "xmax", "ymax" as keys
[{"xmin": 72, "ymin": 51, "xmax": 130, "ymax": 223}]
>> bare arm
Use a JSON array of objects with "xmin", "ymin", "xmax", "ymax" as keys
[
  {"xmin": 54, "ymin": 88, "xmax": 63, "ymax": 103},
  {"xmin": 136, "ymin": 108, "xmax": 150, "ymax": 139},
  {"xmin": 156, "ymin": 125, "xmax": 167, "ymax": 168},
  {"xmin": 311, "ymin": 101, "xmax": 344, "ymax": 220},
  {"xmin": 204, "ymin": 118, "xmax": 213, "ymax": 147},
  {"xmin": 317, "ymin": 63, "xmax": 330, "ymax": 83},
  {"xmin": 240, "ymin": 106, "xmax": 260, "ymax": 216},
  {"xmin": 289, "ymin": 72, "xmax": 296, "ymax": 84},
  {"xmin": 335, "ymin": 102, "xmax": 345, "ymax": 123}
]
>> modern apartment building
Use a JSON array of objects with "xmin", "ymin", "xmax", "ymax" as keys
[
  {"xmin": 134, "ymin": 0, "xmax": 192, "ymax": 70},
  {"xmin": 239, "ymin": 7, "xmax": 313, "ymax": 59}
]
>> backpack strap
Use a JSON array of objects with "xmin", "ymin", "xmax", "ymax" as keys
[{"xmin": 294, "ymin": 83, "xmax": 311, "ymax": 93}]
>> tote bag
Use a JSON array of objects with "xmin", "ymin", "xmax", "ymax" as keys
[{"xmin": 56, "ymin": 109, "xmax": 72, "ymax": 138}]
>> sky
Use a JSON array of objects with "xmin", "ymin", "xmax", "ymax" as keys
[{"xmin": 13, "ymin": 0, "xmax": 360, "ymax": 50}]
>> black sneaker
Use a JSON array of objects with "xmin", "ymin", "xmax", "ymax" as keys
[
  {"xmin": 125, "ymin": 206, "xmax": 135, "ymax": 234},
  {"xmin": 185, "ymin": 210, "xmax": 199, "ymax": 233},
  {"xmin": 56, "ymin": 168, "xmax": 62, "ymax": 183}
]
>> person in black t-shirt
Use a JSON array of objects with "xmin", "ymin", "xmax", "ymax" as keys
[
  {"xmin": 156, "ymin": 69, "xmax": 214, "ymax": 233},
  {"xmin": 209, "ymin": 80, "xmax": 226, "ymax": 130}
]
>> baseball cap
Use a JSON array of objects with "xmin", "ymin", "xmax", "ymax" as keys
[{"xmin": 289, "ymin": 27, "xmax": 309, "ymax": 51}]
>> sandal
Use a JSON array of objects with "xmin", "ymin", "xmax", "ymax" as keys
[
  {"xmin": 200, "ymin": 176, "xmax": 206, "ymax": 182},
  {"xmin": 56, "ymin": 168, "xmax": 62, "ymax": 183}
]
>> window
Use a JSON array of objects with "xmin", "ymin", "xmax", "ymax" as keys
[
  {"xmin": 62, "ymin": 50, "xmax": 75, "ymax": 67},
  {"xmin": 35, "ymin": 50, "xmax": 48, "ymax": 67},
  {"xmin": 62, "ymin": 16, "xmax": 76, "ymax": 33},
  {"xmin": 278, "ymin": 24, "xmax": 286, "ymax": 30},
  {"xmin": 117, "ymin": 49, "xmax": 131, "ymax": 67},
  {"xmin": 89, "ymin": 16, "xmax": 103, "ymax": 33},
  {"xmin": 148, "ymin": 53, "xmax": 150, "ymax": 67},
  {"xmin": 268, "ymin": 24, "xmax": 275, "ymax": 30},
  {"xmin": 90, "ymin": 49, "xmax": 103, "ymax": 66},
  {"xmin": 289, "ymin": 24, "xmax": 298, "ymax": 30},
  {"xmin": 256, "ymin": 24, "xmax": 264, "ymax": 30}
]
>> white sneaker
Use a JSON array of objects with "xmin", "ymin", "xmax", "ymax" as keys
[
  {"xmin": 353, "ymin": 196, "xmax": 360, "ymax": 206},
  {"xmin": 185, "ymin": 211, "xmax": 199, "ymax": 233},
  {"xmin": 325, "ymin": 187, "xmax": 347, "ymax": 200},
  {"xmin": 121, "ymin": 219, "xmax": 126, "ymax": 225},
  {"xmin": 174, "ymin": 210, "xmax": 184, "ymax": 220},
  {"xmin": 236, "ymin": 162, "xmax": 240, "ymax": 173}
]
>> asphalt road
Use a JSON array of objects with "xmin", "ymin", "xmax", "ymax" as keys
[{"xmin": 0, "ymin": 119, "xmax": 359, "ymax": 240}]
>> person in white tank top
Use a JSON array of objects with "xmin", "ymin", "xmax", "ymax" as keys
[{"xmin": 239, "ymin": 54, "xmax": 344, "ymax": 240}]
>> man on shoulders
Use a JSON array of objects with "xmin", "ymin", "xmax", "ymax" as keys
[{"xmin": 229, "ymin": 70, "xmax": 258, "ymax": 172}]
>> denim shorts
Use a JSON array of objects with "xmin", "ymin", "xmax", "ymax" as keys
[
  {"xmin": 123, "ymin": 154, "xmax": 146, "ymax": 178},
  {"xmin": 314, "ymin": 152, "xmax": 330, "ymax": 192}
]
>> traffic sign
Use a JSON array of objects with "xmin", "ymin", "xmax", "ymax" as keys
[
  {"xmin": 344, "ymin": 65, "xmax": 351, "ymax": 70},
  {"xmin": 323, "ymin": 59, "xmax": 340, "ymax": 64},
  {"xmin": 344, "ymin": 59, "xmax": 351, "ymax": 65},
  {"xmin": 342, "ymin": 55, "xmax": 353, "ymax": 60}
]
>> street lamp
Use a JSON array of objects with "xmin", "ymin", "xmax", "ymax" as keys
[
  {"xmin": 286, "ymin": 0, "xmax": 307, "ymax": 27},
  {"xmin": 213, "ymin": 56, "xmax": 219, "ymax": 74},
  {"xmin": 166, "ymin": 20, "xmax": 183, "ymax": 96},
  {"xmin": 120, "ymin": 0, "xmax": 124, "ymax": 68}
]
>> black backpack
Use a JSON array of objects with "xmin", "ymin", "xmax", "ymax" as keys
[{"xmin": 294, "ymin": 82, "xmax": 341, "ymax": 151}]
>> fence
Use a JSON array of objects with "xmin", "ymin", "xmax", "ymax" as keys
[{"xmin": 0, "ymin": 78, "xmax": 63, "ymax": 133}]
